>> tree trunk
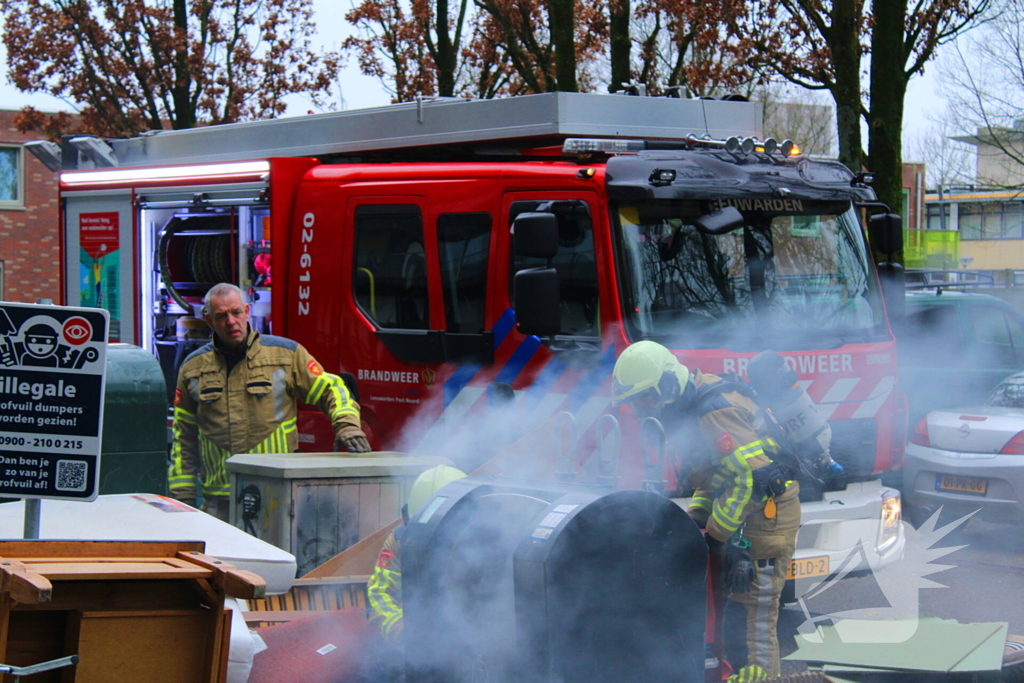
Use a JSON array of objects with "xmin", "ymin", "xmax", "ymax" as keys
[
  {"xmin": 609, "ymin": 0, "xmax": 630, "ymax": 92},
  {"xmin": 436, "ymin": 0, "xmax": 455, "ymax": 96},
  {"xmin": 868, "ymin": 0, "xmax": 908, "ymax": 222},
  {"xmin": 549, "ymin": 0, "xmax": 578, "ymax": 91},
  {"xmin": 171, "ymin": 0, "xmax": 194, "ymax": 129},
  {"xmin": 830, "ymin": 0, "xmax": 863, "ymax": 173}
]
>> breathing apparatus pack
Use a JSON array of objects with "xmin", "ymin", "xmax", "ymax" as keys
[{"xmin": 690, "ymin": 350, "xmax": 843, "ymax": 499}]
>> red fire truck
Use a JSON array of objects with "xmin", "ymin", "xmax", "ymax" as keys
[{"xmin": 36, "ymin": 92, "xmax": 906, "ymax": 581}]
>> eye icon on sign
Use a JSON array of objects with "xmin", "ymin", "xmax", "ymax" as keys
[{"xmin": 62, "ymin": 317, "xmax": 92, "ymax": 346}]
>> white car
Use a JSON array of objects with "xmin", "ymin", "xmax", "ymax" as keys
[{"xmin": 903, "ymin": 372, "xmax": 1024, "ymax": 527}]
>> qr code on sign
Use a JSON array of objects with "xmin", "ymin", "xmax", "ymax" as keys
[{"xmin": 56, "ymin": 460, "xmax": 87, "ymax": 492}]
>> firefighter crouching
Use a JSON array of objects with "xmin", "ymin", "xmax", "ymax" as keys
[
  {"xmin": 366, "ymin": 465, "xmax": 468, "ymax": 647},
  {"xmin": 612, "ymin": 341, "xmax": 800, "ymax": 681},
  {"xmin": 169, "ymin": 283, "xmax": 372, "ymax": 521}
]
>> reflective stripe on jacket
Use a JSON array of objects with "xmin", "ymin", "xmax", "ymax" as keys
[
  {"xmin": 367, "ymin": 530, "xmax": 403, "ymax": 644},
  {"xmin": 682, "ymin": 370, "xmax": 776, "ymax": 542},
  {"xmin": 169, "ymin": 327, "xmax": 362, "ymax": 500}
]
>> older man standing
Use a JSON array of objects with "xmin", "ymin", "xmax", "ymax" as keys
[{"xmin": 169, "ymin": 283, "xmax": 371, "ymax": 521}]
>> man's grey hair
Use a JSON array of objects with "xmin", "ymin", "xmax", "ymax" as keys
[{"xmin": 202, "ymin": 283, "xmax": 247, "ymax": 316}]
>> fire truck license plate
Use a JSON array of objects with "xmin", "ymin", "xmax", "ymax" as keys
[
  {"xmin": 787, "ymin": 556, "xmax": 829, "ymax": 580},
  {"xmin": 935, "ymin": 474, "xmax": 987, "ymax": 495}
]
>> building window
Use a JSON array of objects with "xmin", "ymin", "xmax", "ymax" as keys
[
  {"xmin": 960, "ymin": 202, "xmax": 1024, "ymax": 240},
  {"xmin": 926, "ymin": 204, "xmax": 952, "ymax": 231},
  {"xmin": 0, "ymin": 146, "xmax": 24, "ymax": 208}
]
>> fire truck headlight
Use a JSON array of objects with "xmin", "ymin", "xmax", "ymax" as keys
[{"xmin": 877, "ymin": 492, "xmax": 902, "ymax": 553}]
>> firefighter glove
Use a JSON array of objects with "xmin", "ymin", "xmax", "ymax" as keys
[
  {"xmin": 752, "ymin": 461, "xmax": 789, "ymax": 498},
  {"xmin": 336, "ymin": 434, "xmax": 372, "ymax": 454},
  {"xmin": 722, "ymin": 533, "xmax": 756, "ymax": 595}
]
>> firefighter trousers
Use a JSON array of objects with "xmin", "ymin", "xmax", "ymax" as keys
[{"xmin": 723, "ymin": 485, "xmax": 800, "ymax": 678}]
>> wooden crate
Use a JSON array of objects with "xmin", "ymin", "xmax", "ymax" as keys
[
  {"xmin": 243, "ymin": 576, "xmax": 369, "ymax": 628},
  {"xmin": 0, "ymin": 540, "xmax": 265, "ymax": 683}
]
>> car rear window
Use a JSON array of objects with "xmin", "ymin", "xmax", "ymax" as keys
[
  {"xmin": 901, "ymin": 304, "xmax": 963, "ymax": 366},
  {"xmin": 986, "ymin": 373, "xmax": 1024, "ymax": 408}
]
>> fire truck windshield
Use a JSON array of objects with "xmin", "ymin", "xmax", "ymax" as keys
[{"xmin": 614, "ymin": 200, "xmax": 886, "ymax": 351}]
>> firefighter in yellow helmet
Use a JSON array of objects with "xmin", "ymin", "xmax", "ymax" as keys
[
  {"xmin": 366, "ymin": 464, "xmax": 467, "ymax": 646},
  {"xmin": 612, "ymin": 341, "xmax": 800, "ymax": 681}
]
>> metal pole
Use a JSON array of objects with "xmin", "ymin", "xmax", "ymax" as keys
[
  {"xmin": 23, "ymin": 500, "xmax": 40, "ymax": 540},
  {"xmin": 23, "ymin": 297, "xmax": 52, "ymax": 540}
]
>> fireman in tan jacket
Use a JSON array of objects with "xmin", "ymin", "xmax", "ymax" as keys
[
  {"xmin": 169, "ymin": 283, "xmax": 371, "ymax": 520},
  {"xmin": 612, "ymin": 341, "xmax": 800, "ymax": 681}
]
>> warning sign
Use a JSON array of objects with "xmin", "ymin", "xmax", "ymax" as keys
[
  {"xmin": 0, "ymin": 302, "xmax": 108, "ymax": 501},
  {"xmin": 79, "ymin": 212, "xmax": 120, "ymax": 340}
]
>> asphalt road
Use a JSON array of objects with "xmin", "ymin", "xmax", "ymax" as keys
[{"xmin": 778, "ymin": 516, "xmax": 1024, "ymax": 673}]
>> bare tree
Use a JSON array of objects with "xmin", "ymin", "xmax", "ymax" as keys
[
  {"xmin": 759, "ymin": 83, "xmax": 836, "ymax": 157},
  {"xmin": 940, "ymin": 3, "xmax": 1024, "ymax": 188},
  {"xmin": 903, "ymin": 110, "xmax": 976, "ymax": 189}
]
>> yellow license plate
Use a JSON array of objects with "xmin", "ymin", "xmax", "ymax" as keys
[
  {"xmin": 936, "ymin": 474, "xmax": 987, "ymax": 495},
  {"xmin": 787, "ymin": 555, "xmax": 830, "ymax": 580}
]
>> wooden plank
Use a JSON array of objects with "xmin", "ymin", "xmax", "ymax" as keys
[
  {"xmin": 4, "ymin": 610, "xmax": 67, "ymax": 683},
  {"xmin": 242, "ymin": 610, "xmax": 328, "ymax": 624},
  {"xmin": 205, "ymin": 608, "xmax": 230, "ymax": 683},
  {"xmin": 21, "ymin": 563, "xmax": 210, "ymax": 581},
  {"xmin": 292, "ymin": 576, "xmax": 372, "ymax": 587},
  {"xmin": 0, "ymin": 540, "xmax": 205, "ymax": 559},
  {"xmin": 2, "ymin": 569, "xmax": 51, "ymax": 604},
  {"xmin": 0, "ymin": 595, "xmax": 11, "ymax": 666},
  {"xmin": 18, "ymin": 557, "xmax": 198, "ymax": 567},
  {"xmin": 176, "ymin": 552, "xmax": 267, "ymax": 600},
  {"xmin": 72, "ymin": 611, "xmax": 210, "ymax": 683}
]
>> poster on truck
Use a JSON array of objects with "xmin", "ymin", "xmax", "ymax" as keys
[
  {"xmin": 0, "ymin": 302, "xmax": 108, "ymax": 501},
  {"xmin": 79, "ymin": 212, "xmax": 120, "ymax": 339}
]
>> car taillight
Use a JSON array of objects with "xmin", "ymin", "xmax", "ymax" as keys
[
  {"xmin": 910, "ymin": 417, "xmax": 930, "ymax": 447},
  {"xmin": 1000, "ymin": 431, "xmax": 1024, "ymax": 454}
]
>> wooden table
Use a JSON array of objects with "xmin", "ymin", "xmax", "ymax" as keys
[{"xmin": 0, "ymin": 540, "xmax": 265, "ymax": 683}]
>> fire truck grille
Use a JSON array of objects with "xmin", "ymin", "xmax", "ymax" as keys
[{"xmin": 828, "ymin": 418, "xmax": 878, "ymax": 475}]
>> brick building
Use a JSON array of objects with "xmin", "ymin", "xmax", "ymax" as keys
[{"xmin": 0, "ymin": 109, "xmax": 61, "ymax": 303}]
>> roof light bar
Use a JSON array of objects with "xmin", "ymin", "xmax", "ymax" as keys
[
  {"xmin": 61, "ymin": 160, "xmax": 271, "ymax": 185},
  {"xmin": 562, "ymin": 139, "xmax": 647, "ymax": 155},
  {"xmin": 559, "ymin": 136, "xmax": 803, "ymax": 158}
]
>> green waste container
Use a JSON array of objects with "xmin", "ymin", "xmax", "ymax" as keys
[{"xmin": 99, "ymin": 343, "xmax": 168, "ymax": 495}]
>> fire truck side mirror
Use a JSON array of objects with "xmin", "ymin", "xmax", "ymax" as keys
[
  {"xmin": 514, "ymin": 268, "xmax": 561, "ymax": 336},
  {"xmin": 868, "ymin": 213, "xmax": 903, "ymax": 256},
  {"xmin": 694, "ymin": 207, "xmax": 745, "ymax": 235},
  {"xmin": 513, "ymin": 213, "xmax": 560, "ymax": 259}
]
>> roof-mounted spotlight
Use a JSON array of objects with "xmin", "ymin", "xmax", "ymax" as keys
[
  {"xmin": 623, "ymin": 83, "xmax": 648, "ymax": 97},
  {"xmin": 69, "ymin": 136, "xmax": 118, "ymax": 168},
  {"xmin": 725, "ymin": 136, "xmax": 741, "ymax": 154},
  {"xmin": 649, "ymin": 168, "xmax": 676, "ymax": 186},
  {"xmin": 24, "ymin": 140, "xmax": 63, "ymax": 172},
  {"xmin": 780, "ymin": 139, "xmax": 797, "ymax": 156},
  {"xmin": 763, "ymin": 138, "xmax": 778, "ymax": 155},
  {"xmin": 740, "ymin": 137, "xmax": 756, "ymax": 154}
]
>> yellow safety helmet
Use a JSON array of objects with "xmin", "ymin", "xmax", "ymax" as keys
[
  {"xmin": 407, "ymin": 464, "xmax": 467, "ymax": 518},
  {"xmin": 611, "ymin": 341, "xmax": 690, "ymax": 408}
]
